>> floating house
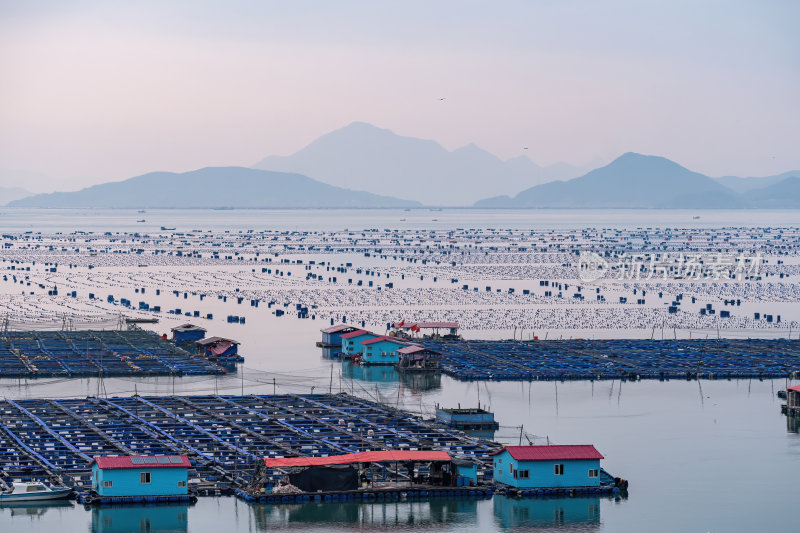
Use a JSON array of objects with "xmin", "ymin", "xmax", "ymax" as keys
[
  {"xmin": 196, "ymin": 336, "xmax": 240, "ymax": 359},
  {"xmin": 253, "ymin": 450, "xmax": 456, "ymax": 495},
  {"xmin": 359, "ymin": 336, "xmax": 410, "ymax": 365},
  {"xmin": 491, "ymin": 445, "xmax": 604, "ymax": 489},
  {"xmin": 436, "ymin": 406, "xmax": 499, "ymax": 430},
  {"xmin": 319, "ymin": 324, "xmax": 359, "ymax": 347},
  {"xmin": 90, "ymin": 455, "xmax": 191, "ymax": 497},
  {"xmin": 171, "ymin": 324, "xmax": 207, "ymax": 344},
  {"xmin": 396, "ymin": 345, "xmax": 442, "ymax": 372},
  {"xmin": 784, "ymin": 384, "xmax": 800, "ymax": 415},
  {"xmin": 392, "ymin": 321, "xmax": 460, "ymax": 339},
  {"xmin": 340, "ymin": 330, "xmax": 379, "ymax": 357}
]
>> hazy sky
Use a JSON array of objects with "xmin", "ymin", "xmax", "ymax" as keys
[{"xmin": 1, "ymin": 0, "xmax": 798, "ymax": 190}]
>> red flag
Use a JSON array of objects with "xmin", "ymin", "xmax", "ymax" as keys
[
  {"xmin": 397, "ymin": 319, "xmax": 405, "ymax": 328},
  {"xmin": 411, "ymin": 324, "xmax": 420, "ymax": 333}
]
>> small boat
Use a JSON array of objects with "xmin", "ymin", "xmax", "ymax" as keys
[
  {"xmin": 692, "ymin": 215, "xmax": 700, "ymax": 219},
  {"xmin": 137, "ymin": 219, "xmax": 146, "ymax": 223},
  {"xmin": 161, "ymin": 226, "xmax": 176, "ymax": 231},
  {"xmin": 0, "ymin": 482, "xmax": 72, "ymax": 502}
]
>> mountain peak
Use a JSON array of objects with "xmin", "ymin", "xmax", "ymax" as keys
[
  {"xmin": 478, "ymin": 153, "xmax": 735, "ymax": 208},
  {"xmin": 341, "ymin": 121, "xmax": 390, "ymax": 133},
  {"xmin": 253, "ymin": 124, "xmax": 589, "ymax": 204}
]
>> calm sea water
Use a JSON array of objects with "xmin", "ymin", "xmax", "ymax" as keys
[
  {"xmin": 2, "ymin": 206, "xmax": 800, "ymax": 232},
  {"xmin": 1, "ymin": 208, "xmax": 798, "ymax": 532}
]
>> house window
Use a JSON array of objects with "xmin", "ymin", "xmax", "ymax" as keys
[
  {"xmin": 140, "ymin": 472, "xmax": 151, "ymax": 484},
  {"xmin": 554, "ymin": 464, "xmax": 564, "ymax": 476},
  {"xmin": 509, "ymin": 464, "xmax": 513, "ymax": 474},
  {"xmin": 517, "ymin": 469, "xmax": 530, "ymax": 479},
  {"xmin": 588, "ymin": 469, "xmax": 599, "ymax": 478},
  {"xmin": 103, "ymin": 480, "xmax": 113, "ymax": 488},
  {"xmin": 177, "ymin": 480, "xmax": 187, "ymax": 488}
]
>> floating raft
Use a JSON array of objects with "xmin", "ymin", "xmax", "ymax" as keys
[
  {"xmin": 424, "ymin": 339, "xmax": 800, "ymax": 381},
  {"xmin": 0, "ymin": 329, "xmax": 226, "ymax": 378},
  {"xmin": 236, "ymin": 485, "xmax": 494, "ymax": 504},
  {"xmin": 0, "ymin": 393, "xmax": 500, "ymax": 495}
]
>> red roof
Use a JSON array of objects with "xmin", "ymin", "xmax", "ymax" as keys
[
  {"xmin": 264, "ymin": 450, "xmax": 451, "ymax": 468},
  {"xmin": 491, "ymin": 445, "xmax": 603, "ymax": 461},
  {"xmin": 393, "ymin": 322, "xmax": 458, "ymax": 329},
  {"xmin": 361, "ymin": 335, "xmax": 410, "ymax": 346},
  {"xmin": 90, "ymin": 455, "xmax": 191, "ymax": 469},
  {"xmin": 339, "ymin": 329, "xmax": 373, "ymax": 339},
  {"xmin": 788, "ymin": 385, "xmax": 800, "ymax": 393},
  {"xmin": 398, "ymin": 345, "xmax": 429, "ymax": 355}
]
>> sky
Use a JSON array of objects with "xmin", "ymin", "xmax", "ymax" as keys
[{"xmin": 1, "ymin": 0, "xmax": 798, "ymax": 191}]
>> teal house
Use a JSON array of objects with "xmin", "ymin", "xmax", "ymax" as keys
[
  {"xmin": 340, "ymin": 329, "xmax": 378, "ymax": 356},
  {"xmin": 359, "ymin": 336, "xmax": 409, "ymax": 365},
  {"xmin": 491, "ymin": 445, "xmax": 604, "ymax": 488},
  {"xmin": 90, "ymin": 455, "xmax": 191, "ymax": 497}
]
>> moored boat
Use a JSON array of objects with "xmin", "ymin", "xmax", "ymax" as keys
[{"xmin": 0, "ymin": 482, "xmax": 73, "ymax": 503}]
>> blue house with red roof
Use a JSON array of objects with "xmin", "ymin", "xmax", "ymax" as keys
[
  {"xmin": 339, "ymin": 330, "xmax": 378, "ymax": 356},
  {"xmin": 359, "ymin": 336, "xmax": 410, "ymax": 365},
  {"xmin": 491, "ymin": 445, "xmax": 604, "ymax": 488},
  {"xmin": 90, "ymin": 455, "xmax": 191, "ymax": 497}
]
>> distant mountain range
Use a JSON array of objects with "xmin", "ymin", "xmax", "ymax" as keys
[
  {"xmin": 713, "ymin": 172, "xmax": 799, "ymax": 193},
  {"xmin": 5, "ymin": 123, "xmax": 798, "ymax": 209},
  {"xmin": 0, "ymin": 186, "xmax": 33, "ymax": 204},
  {"xmin": 254, "ymin": 122, "xmax": 591, "ymax": 206},
  {"xmin": 7, "ymin": 167, "xmax": 419, "ymax": 208},
  {"xmin": 475, "ymin": 153, "xmax": 800, "ymax": 209}
]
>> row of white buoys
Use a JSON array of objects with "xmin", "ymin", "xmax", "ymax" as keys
[{"xmin": 1, "ymin": 225, "xmax": 798, "ymax": 332}]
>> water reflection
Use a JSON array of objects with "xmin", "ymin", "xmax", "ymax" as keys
[
  {"xmin": 2, "ymin": 500, "xmax": 73, "ymax": 518},
  {"xmin": 338, "ymin": 361, "xmax": 443, "ymax": 392},
  {"xmin": 249, "ymin": 499, "xmax": 479, "ymax": 530},
  {"xmin": 399, "ymin": 371, "xmax": 442, "ymax": 392},
  {"xmin": 321, "ymin": 347, "xmax": 339, "ymax": 360},
  {"xmin": 342, "ymin": 361, "xmax": 400, "ymax": 383},
  {"xmin": 460, "ymin": 428, "xmax": 496, "ymax": 441},
  {"xmin": 787, "ymin": 414, "xmax": 799, "ymax": 433},
  {"xmin": 492, "ymin": 495, "xmax": 602, "ymax": 530},
  {"xmin": 91, "ymin": 504, "xmax": 189, "ymax": 533}
]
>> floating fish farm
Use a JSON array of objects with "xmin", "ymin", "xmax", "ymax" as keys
[
  {"xmin": 0, "ymin": 393, "xmax": 500, "ymax": 497},
  {"xmin": 424, "ymin": 338, "xmax": 800, "ymax": 381},
  {"xmin": 0, "ymin": 329, "xmax": 226, "ymax": 378}
]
